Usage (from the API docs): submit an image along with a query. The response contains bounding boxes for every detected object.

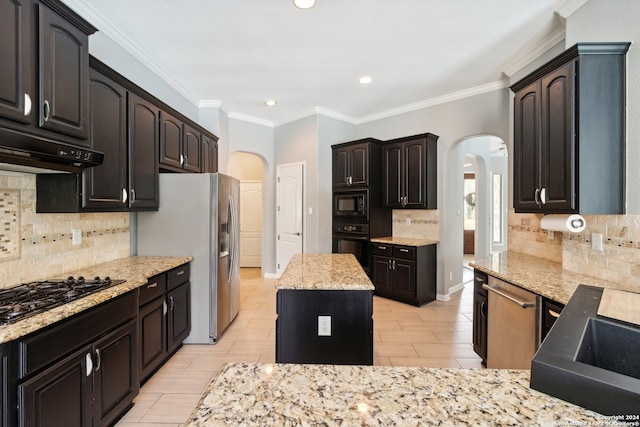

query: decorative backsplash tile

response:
[0,172,130,288]
[0,189,20,261]
[392,209,439,240]
[509,210,640,286]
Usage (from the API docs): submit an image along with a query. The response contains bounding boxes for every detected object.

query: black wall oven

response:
[332,223,370,273]
[333,190,368,220]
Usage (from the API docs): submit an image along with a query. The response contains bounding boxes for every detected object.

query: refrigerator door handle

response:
[228,195,235,283]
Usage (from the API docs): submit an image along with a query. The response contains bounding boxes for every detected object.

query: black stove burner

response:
[0,276,125,325]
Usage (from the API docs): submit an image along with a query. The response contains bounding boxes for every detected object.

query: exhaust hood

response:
[0,127,104,174]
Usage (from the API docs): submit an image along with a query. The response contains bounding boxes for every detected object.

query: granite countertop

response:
[185,362,604,426]
[0,256,192,344]
[276,254,374,291]
[470,251,639,305]
[370,236,439,246]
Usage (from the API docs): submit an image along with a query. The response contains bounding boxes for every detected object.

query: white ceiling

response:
[64,0,584,126]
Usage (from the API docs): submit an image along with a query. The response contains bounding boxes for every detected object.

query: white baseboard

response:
[263,272,278,279]
[436,282,466,301]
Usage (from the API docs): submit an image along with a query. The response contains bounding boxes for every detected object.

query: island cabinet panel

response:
[472,270,488,365]
[511,42,629,214]
[276,290,373,365]
[371,243,436,306]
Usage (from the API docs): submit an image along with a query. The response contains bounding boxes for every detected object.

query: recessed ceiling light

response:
[293,0,315,9]
[358,75,372,85]
[265,99,277,107]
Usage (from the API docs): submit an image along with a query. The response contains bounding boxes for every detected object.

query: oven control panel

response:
[335,223,369,234]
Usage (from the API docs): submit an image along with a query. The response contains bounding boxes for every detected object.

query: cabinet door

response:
[0,343,10,427]
[167,282,191,353]
[128,93,159,210]
[392,258,416,300]
[202,135,218,173]
[541,61,575,212]
[38,3,89,141]
[332,146,350,188]
[159,110,183,170]
[84,68,128,210]
[18,345,93,427]
[0,0,31,124]
[382,143,403,207]
[404,139,427,208]
[93,320,138,427]
[182,124,202,173]
[371,256,393,295]
[348,143,368,187]
[472,291,487,361]
[513,81,542,212]
[139,297,167,382]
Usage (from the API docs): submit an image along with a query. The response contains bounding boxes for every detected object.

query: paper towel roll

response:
[540,214,586,233]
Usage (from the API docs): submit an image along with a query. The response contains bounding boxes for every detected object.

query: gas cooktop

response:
[0,276,125,325]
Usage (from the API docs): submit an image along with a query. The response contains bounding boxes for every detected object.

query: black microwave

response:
[333,190,367,218]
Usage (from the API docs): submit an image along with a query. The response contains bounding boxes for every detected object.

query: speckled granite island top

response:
[470,251,639,305]
[370,236,439,246]
[185,362,604,426]
[0,256,192,344]
[276,254,374,291]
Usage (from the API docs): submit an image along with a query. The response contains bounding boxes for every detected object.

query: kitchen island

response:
[276,253,374,365]
[185,362,604,426]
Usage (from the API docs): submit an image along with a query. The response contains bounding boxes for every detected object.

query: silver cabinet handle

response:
[183,155,188,167]
[169,296,174,311]
[163,300,168,315]
[180,154,184,166]
[540,187,546,205]
[388,259,392,269]
[24,93,32,116]
[94,348,101,371]
[534,188,541,206]
[399,248,409,253]
[480,301,487,319]
[176,270,185,276]
[130,188,136,204]
[392,260,396,270]
[122,188,128,204]
[378,246,387,250]
[482,284,535,308]
[147,282,158,289]
[85,353,93,377]
[43,100,50,121]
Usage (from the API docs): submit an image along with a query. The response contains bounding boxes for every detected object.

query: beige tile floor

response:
[116,267,481,426]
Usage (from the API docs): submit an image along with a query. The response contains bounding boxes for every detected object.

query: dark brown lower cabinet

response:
[371,243,436,306]
[138,296,167,383]
[168,283,191,354]
[472,270,489,365]
[17,293,138,427]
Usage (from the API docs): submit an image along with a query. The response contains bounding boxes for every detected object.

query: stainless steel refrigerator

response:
[137,173,240,344]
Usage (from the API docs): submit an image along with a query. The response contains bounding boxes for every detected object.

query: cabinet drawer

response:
[393,246,415,260]
[139,275,167,306]
[372,244,392,256]
[167,264,190,290]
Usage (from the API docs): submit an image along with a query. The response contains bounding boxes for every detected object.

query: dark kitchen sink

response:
[575,317,640,380]
[530,285,640,416]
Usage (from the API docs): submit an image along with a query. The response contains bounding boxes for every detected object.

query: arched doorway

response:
[228,152,266,271]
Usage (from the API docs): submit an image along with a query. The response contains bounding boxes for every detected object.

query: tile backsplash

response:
[509,210,640,286]
[0,172,130,288]
[392,209,439,240]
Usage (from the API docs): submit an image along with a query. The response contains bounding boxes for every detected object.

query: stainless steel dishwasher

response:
[484,276,540,369]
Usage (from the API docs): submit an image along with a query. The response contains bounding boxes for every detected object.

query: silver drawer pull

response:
[147,282,158,288]
[176,270,185,276]
[548,309,561,318]
[377,246,387,250]
[399,249,409,253]
[482,284,535,308]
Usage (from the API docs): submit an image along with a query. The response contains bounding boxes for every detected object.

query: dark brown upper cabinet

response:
[383,133,438,209]
[332,141,374,188]
[512,42,630,214]
[128,92,159,210]
[160,113,203,173]
[0,0,96,143]
[201,134,218,173]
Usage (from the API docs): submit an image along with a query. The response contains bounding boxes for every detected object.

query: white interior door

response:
[240,181,262,267]
[276,162,304,276]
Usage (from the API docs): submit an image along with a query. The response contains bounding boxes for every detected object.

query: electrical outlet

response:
[405,217,411,225]
[547,230,554,240]
[592,233,604,251]
[72,229,82,246]
[318,316,331,336]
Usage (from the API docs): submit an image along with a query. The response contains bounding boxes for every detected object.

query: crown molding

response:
[227,112,275,128]
[555,0,589,21]
[503,27,566,78]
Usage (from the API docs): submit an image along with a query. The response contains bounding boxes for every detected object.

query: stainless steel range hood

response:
[0,127,104,174]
